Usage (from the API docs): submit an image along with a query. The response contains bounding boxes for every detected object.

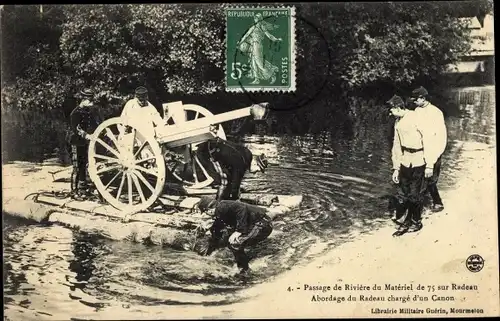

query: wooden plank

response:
[36,194,205,229]
[37,192,302,212]
[34,192,302,228]
[163,184,217,195]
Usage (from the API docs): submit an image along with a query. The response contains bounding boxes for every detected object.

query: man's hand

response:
[200,219,213,231]
[425,167,433,178]
[79,99,93,108]
[228,231,242,245]
[392,169,400,184]
[76,125,89,139]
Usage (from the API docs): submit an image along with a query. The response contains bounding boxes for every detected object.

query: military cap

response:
[135,86,148,96]
[411,86,429,98]
[80,88,93,98]
[386,95,405,108]
[197,196,217,212]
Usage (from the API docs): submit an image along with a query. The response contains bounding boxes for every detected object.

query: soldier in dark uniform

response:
[196,137,268,200]
[196,196,273,276]
[69,89,103,199]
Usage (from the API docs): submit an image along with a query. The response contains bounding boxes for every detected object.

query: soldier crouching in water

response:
[196,196,273,276]
[196,137,269,200]
[69,89,102,200]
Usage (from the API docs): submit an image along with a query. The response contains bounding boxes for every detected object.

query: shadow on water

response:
[3,86,496,314]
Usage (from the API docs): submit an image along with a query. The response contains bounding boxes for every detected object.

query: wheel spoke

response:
[116,173,126,201]
[194,111,199,119]
[127,173,133,205]
[194,154,211,181]
[136,157,156,164]
[192,158,199,183]
[133,170,155,193]
[105,128,120,151]
[96,138,121,159]
[97,164,122,175]
[104,171,122,190]
[93,154,120,163]
[133,165,159,177]
[133,140,148,159]
[131,173,146,204]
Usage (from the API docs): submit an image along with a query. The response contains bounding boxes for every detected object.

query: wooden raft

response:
[34,192,303,230]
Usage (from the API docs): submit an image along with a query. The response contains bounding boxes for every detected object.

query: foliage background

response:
[1,1,493,162]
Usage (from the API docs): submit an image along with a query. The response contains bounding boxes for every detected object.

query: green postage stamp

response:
[225,6,296,92]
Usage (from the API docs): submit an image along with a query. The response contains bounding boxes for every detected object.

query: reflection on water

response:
[3,86,495,318]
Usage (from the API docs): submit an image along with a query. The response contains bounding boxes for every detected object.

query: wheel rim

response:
[163,104,225,189]
[88,117,166,212]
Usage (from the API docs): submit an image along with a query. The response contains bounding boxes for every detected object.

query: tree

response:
[0,2,492,161]
[300,1,480,93]
[59,4,225,102]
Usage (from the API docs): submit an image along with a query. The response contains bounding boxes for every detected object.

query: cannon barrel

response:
[156,103,268,147]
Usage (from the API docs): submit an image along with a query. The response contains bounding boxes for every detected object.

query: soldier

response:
[69,88,102,199]
[388,94,427,237]
[387,95,407,224]
[411,86,447,212]
[196,137,268,200]
[196,196,273,276]
[121,86,164,139]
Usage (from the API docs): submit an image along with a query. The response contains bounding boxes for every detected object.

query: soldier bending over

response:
[197,196,273,276]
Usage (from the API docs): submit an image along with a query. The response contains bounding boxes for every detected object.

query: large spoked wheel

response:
[88,117,166,212]
[163,104,226,189]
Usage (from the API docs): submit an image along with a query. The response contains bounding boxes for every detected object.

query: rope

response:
[24,187,102,204]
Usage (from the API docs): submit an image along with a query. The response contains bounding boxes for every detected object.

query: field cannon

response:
[87,101,269,213]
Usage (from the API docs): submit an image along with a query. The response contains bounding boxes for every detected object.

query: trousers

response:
[397,164,426,226]
[213,162,245,200]
[427,156,443,206]
[72,144,89,190]
[228,220,273,270]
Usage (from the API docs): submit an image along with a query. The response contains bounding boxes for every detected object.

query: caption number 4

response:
[230,62,250,80]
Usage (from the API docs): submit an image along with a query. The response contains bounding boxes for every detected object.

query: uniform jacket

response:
[210,201,270,240]
[391,110,425,170]
[415,102,447,169]
[69,101,103,146]
[197,138,253,173]
[120,98,164,138]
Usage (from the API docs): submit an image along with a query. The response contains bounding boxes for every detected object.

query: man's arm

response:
[70,109,80,136]
[205,218,224,255]
[391,123,402,170]
[120,100,134,127]
[418,112,439,169]
[148,103,165,128]
[435,109,447,157]
[234,204,250,234]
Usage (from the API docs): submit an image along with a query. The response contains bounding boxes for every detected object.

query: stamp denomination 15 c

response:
[225,7,296,92]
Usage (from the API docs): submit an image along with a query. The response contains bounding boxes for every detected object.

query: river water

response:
[3,86,495,319]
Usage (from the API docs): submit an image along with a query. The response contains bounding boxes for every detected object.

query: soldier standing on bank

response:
[388,94,427,236]
[411,86,448,212]
[69,88,102,200]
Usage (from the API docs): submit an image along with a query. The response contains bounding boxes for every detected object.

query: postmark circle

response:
[466,254,484,273]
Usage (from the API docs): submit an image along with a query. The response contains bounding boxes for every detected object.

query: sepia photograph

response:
[1,2,498,319]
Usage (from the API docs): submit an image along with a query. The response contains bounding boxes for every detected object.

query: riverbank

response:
[4,137,497,320]
[221,140,498,318]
